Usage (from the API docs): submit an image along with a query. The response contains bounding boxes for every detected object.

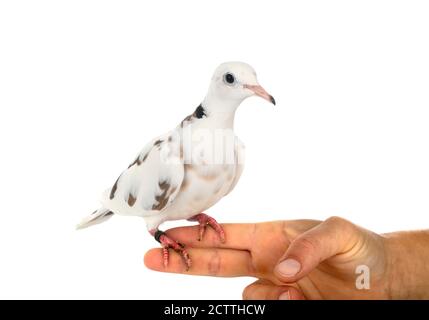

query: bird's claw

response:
[158,233,192,270]
[188,213,226,243]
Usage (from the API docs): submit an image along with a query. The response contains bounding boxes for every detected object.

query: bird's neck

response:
[201,94,241,129]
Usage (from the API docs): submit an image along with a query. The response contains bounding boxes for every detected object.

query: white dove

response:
[77,62,275,269]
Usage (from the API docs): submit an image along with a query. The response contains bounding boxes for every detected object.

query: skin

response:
[144,216,429,299]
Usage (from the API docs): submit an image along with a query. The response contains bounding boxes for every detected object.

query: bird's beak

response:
[244,84,276,105]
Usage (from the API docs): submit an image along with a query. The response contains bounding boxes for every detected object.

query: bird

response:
[77,61,275,269]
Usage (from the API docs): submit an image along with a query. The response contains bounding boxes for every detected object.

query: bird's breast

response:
[163,163,236,220]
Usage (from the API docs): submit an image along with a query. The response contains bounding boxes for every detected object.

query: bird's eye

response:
[223,73,235,85]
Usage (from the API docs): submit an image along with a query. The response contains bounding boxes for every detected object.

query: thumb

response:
[274,216,358,283]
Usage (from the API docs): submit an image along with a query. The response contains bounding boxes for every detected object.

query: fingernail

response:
[276,259,301,277]
[278,291,290,300]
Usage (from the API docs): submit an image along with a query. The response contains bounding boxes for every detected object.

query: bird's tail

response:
[76,208,114,230]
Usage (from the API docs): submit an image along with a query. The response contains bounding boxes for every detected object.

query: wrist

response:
[383,230,429,299]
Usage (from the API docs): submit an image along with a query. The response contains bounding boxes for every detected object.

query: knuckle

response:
[242,284,256,300]
[297,235,320,253]
[325,216,356,235]
[326,216,348,227]
[207,250,221,276]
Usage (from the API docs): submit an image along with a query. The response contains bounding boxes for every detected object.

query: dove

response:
[77,62,275,269]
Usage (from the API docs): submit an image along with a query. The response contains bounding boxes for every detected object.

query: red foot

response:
[151,230,191,270]
[187,213,225,243]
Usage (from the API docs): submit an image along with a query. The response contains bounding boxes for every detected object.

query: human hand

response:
[144,217,428,299]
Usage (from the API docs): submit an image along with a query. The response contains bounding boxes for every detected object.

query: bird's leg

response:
[187,213,225,243]
[149,229,192,270]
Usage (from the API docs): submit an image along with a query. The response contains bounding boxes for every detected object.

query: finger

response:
[144,247,255,277]
[242,279,306,300]
[274,216,358,283]
[165,223,257,250]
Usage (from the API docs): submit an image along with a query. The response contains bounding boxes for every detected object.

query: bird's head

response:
[204,62,275,113]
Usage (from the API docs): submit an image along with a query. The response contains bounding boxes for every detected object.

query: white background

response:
[0,1,428,299]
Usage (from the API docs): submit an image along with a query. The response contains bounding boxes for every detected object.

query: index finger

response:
[165,223,257,250]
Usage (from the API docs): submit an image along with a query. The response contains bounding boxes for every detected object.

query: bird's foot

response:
[153,230,192,270]
[187,213,225,243]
